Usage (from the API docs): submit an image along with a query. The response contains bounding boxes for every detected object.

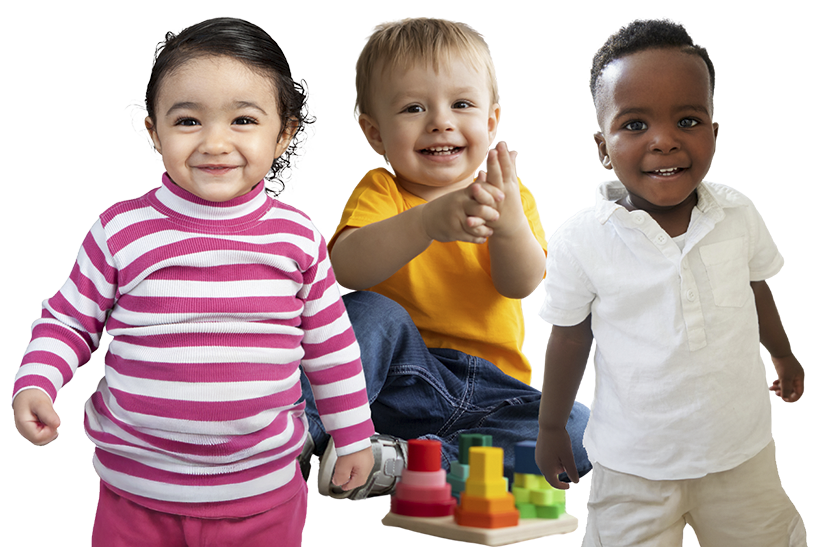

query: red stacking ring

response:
[407,439,442,472]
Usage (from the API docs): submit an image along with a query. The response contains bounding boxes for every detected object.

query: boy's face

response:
[594,48,718,213]
[359,58,500,200]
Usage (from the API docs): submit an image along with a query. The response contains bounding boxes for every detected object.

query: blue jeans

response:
[300,291,591,481]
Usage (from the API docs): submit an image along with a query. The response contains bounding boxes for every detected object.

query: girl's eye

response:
[403,105,424,114]
[453,100,472,109]
[678,118,699,128]
[233,116,258,125]
[624,120,647,131]
[174,117,199,127]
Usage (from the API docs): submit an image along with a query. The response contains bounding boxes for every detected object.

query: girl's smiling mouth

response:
[196,164,237,174]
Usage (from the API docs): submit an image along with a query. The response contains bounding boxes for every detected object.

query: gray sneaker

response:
[318,434,408,500]
[297,435,314,481]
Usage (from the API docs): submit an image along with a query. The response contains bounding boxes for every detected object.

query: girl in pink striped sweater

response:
[12,17,374,546]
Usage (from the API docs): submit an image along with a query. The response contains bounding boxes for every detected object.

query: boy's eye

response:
[403,105,424,114]
[678,118,699,128]
[624,120,647,131]
[452,100,472,109]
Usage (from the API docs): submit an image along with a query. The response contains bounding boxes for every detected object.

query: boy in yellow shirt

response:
[301,18,590,498]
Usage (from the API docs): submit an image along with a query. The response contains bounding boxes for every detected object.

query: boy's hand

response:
[770,354,804,402]
[332,446,375,492]
[535,426,579,490]
[13,389,61,445]
[421,186,500,244]
[478,141,530,237]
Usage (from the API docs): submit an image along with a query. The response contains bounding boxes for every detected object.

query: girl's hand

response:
[535,426,579,490]
[332,446,375,491]
[770,354,804,402]
[13,389,61,445]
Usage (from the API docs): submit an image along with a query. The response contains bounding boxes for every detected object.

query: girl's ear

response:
[358,114,386,156]
[275,118,299,158]
[594,132,612,170]
[145,116,162,154]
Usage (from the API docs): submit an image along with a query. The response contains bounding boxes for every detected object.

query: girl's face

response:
[146,56,292,202]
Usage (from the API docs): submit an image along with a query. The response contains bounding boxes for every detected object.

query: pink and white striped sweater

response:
[13,174,374,518]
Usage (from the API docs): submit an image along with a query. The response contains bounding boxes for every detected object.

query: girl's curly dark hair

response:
[145,17,314,196]
[590,19,714,103]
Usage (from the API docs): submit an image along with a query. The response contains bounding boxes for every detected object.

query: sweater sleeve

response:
[299,231,374,456]
[13,219,117,403]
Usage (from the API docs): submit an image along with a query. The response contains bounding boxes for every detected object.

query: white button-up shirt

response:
[541,181,783,480]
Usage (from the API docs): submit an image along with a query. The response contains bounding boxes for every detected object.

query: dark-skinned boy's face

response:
[593,48,719,214]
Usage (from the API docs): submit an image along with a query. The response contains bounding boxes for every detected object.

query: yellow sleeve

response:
[329,168,410,251]
[519,180,548,252]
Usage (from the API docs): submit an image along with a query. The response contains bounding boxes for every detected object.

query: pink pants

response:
[92,482,308,547]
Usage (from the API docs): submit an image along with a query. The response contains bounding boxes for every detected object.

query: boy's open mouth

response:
[420,146,461,156]
[647,167,685,177]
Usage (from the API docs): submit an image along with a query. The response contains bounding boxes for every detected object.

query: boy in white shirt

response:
[536,19,806,546]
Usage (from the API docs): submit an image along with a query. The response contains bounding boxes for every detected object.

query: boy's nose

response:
[649,128,680,154]
[426,107,455,133]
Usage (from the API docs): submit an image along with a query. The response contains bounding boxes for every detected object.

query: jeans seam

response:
[435,354,479,437]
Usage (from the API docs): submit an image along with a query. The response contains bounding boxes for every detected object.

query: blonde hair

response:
[355,18,499,116]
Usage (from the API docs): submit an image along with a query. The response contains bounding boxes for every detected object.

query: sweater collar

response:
[150,173,270,226]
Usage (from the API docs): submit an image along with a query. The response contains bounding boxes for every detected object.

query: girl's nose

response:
[200,125,232,155]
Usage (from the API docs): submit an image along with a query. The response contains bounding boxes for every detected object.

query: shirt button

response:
[655,234,667,245]
[633,214,644,224]
[686,290,696,301]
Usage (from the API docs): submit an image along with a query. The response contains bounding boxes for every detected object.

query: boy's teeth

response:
[423,146,457,155]
[653,167,680,176]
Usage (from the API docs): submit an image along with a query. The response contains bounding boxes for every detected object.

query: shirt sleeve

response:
[539,221,597,327]
[328,169,408,252]
[299,229,374,456]
[13,219,117,403]
[519,181,548,253]
[744,200,784,282]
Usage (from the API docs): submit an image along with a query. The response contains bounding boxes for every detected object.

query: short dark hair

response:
[145,17,314,194]
[590,19,714,102]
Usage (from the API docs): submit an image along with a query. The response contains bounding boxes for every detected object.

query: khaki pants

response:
[583,441,806,547]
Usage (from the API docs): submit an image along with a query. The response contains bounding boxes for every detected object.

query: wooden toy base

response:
[382,512,578,545]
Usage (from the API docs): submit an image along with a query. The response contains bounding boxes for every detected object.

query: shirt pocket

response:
[699,237,750,308]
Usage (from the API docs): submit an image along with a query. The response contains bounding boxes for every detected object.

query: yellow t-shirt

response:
[330,168,547,384]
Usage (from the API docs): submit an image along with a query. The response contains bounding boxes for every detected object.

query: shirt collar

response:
[594,180,742,225]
